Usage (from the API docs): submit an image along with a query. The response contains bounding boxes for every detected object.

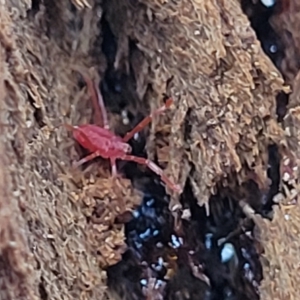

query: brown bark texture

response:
[103,0,288,208]
[0,0,298,299]
[258,0,300,298]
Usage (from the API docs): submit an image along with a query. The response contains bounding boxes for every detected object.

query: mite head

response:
[121,142,132,154]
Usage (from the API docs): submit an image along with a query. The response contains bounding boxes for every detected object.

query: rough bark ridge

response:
[0,0,141,299]
[257,0,300,298]
[0,0,296,299]
[104,0,287,208]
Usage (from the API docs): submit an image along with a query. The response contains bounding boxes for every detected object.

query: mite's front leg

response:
[121,155,182,193]
[73,151,101,168]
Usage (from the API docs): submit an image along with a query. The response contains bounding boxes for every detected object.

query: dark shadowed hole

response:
[276,92,289,122]
[27,93,46,128]
[27,0,40,17]
[241,0,289,121]
[38,277,48,300]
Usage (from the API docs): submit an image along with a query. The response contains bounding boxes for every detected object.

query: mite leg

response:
[63,123,75,132]
[110,158,118,177]
[73,151,101,168]
[92,79,109,130]
[74,69,109,129]
[122,98,174,143]
[121,155,182,193]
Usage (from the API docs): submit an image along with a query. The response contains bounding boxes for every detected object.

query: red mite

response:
[65,71,182,193]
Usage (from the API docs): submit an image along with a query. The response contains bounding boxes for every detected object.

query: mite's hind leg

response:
[110,158,118,177]
[72,68,109,129]
[92,79,109,129]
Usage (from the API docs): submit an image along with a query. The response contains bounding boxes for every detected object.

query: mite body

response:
[66,70,182,193]
[72,124,131,158]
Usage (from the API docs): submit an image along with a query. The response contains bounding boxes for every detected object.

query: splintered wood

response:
[104,0,287,208]
[258,203,300,300]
